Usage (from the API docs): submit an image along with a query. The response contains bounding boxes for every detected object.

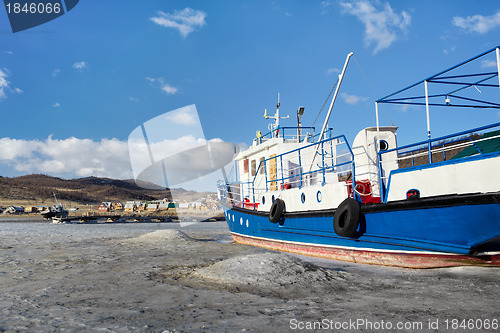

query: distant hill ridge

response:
[0,174,209,204]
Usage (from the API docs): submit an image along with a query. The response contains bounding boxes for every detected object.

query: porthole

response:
[301,193,306,203]
[379,140,389,151]
[246,219,249,227]
[317,191,322,203]
[232,215,234,222]
[240,217,243,225]
[262,196,266,205]
[227,213,231,220]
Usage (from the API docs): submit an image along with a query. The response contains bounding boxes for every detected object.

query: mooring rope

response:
[305,77,339,140]
[353,55,395,127]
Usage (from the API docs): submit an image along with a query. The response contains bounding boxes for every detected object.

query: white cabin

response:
[227,125,400,213]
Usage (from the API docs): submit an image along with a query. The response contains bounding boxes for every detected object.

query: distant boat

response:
[218,48,500,268]
[41,193,68,220]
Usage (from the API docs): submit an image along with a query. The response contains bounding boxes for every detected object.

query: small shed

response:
[146,202,159,211]
[25,206,39,213]
[158,201,170,210]
[178,202,189,209]
[98,202,112,212]
[114,201,124,210]
[136,202,146,211]
[124,201,139,212]
[4,206,24,214]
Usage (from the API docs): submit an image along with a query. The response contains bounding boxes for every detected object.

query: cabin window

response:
[380,140,389,151]
[251,160,256,176]
[259,157,265,174]
[243,159,249,173]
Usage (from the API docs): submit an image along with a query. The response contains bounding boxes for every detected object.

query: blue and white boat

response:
[218,48,500,268]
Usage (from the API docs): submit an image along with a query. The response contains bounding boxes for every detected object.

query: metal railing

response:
[377,122,500,201]
[257,126,316,142]
[218,133,356,210]
[254,126,337,144]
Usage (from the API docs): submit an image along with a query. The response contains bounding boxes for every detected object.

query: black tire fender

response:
[269,199,285,223]
[333,198,361,237]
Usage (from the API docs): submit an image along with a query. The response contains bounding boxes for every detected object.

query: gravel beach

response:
[1,221,499,332]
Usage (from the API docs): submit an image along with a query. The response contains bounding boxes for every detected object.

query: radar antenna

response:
[263,93,289,137]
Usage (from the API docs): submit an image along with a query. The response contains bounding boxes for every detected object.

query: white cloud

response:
[52,102,61,108]
[0,136,133,179]
[397,99,419,113]
[0,134,235,191]
[128,97,139,102]
[128,134,205,180]
[453,12,500,34]
[129,135,235,189]
[161,83,178,95]
[340,92,368,105]
[326,67,341,75]
[320,0,334,15]
[0,138,33,159]
[481,59,498,68]
[72,61,88,70]
[0,68,21,99]
[146,77,179,95]
[150,8,207,38]
[340,0,411,54]
[52,69,61,77]
[443,46,456,55]
[164,108,197,125]
[0,69,10,99]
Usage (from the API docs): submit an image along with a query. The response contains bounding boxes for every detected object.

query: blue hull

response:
[223,193,500,258]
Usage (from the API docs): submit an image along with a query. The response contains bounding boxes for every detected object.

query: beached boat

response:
[41,193,68,220]
[217,47,500,268]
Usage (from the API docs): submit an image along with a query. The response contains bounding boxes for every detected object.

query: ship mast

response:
[318,52,353,141]
[309,52,353,171]
[264,93,289,137]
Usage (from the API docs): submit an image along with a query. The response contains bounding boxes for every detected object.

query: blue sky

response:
[0,0,500,190]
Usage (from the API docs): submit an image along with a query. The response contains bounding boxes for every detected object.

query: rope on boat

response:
[306,55,395,142]
[305,77,339,140]
[352,55,395,127]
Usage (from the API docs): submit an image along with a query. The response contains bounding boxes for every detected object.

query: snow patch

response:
[193,252,346,289]
[124,230,189,243]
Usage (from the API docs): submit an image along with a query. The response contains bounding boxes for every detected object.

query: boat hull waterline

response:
[222,194,500,268]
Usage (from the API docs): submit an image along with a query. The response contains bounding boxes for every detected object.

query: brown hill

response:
[0,174,213,206]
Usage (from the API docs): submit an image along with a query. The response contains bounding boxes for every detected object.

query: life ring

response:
[333,198,361,237]
[269,198,285,223]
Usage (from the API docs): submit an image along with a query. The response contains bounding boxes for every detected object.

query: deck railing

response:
[256,126,316,142]
[377,122,500,200]
[254,126,337,144]
[218,133,356,209]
